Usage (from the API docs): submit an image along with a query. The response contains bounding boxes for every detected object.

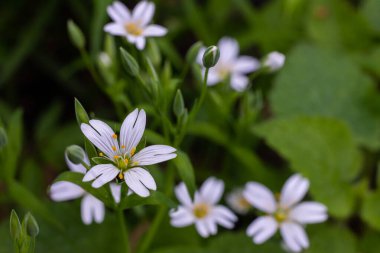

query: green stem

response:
[117,210,131,253]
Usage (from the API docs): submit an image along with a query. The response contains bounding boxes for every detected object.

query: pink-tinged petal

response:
[280,222,309,252]
[132,145,176,166]
[81,194,105,225]
[280,174,309,208]
[289,201,328,224]
[83,164,119,182]
[120,109,146,155]
[174,182,193,207]
[243,182,276,213]
[132,1,155,26]
[233,56,260,74]
[143,25,167,37]
[195,220,209,238]
[110,183,122,204]
[50,181,85,201]
[124,167,156,197]
[170,207,194,227]
[104,23,127,36]
[246,216,278,244]
[199,177,224,204]
[230,74,249,92]
[218,37,239,64]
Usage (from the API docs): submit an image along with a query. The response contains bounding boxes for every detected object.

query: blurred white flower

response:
[99,52,112,67]
[226,188,251,215]
[243,174,328,252]
[50,148,121,225]
[104,1,167,50]
[170,177,238,238]
[81,108,176,197]
[197,37,260,92]
[262,51,285,72]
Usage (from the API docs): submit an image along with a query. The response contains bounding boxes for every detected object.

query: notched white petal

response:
[132,145,176,166]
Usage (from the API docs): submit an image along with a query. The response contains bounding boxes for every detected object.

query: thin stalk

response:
[117,209,131,253]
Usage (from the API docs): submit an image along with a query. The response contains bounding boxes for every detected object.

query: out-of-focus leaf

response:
[74,98,90,126]
[53,171,114,208]
[254,116,362,218]
[10,210,21,240]
[120,191,176,209]
[359,231,380,253]
[35,103,62,142]
[172,151,196,194]
[270,44,380,150]
[67,20,85,49]
[361,191,380,231]
[360,0,380,33]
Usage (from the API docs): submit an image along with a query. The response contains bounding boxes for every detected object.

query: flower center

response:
[274,207,288,223]
[238,197,251,209]
[124,22,143,36]
[193,203,209,219]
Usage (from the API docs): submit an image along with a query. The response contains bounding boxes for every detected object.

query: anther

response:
[112,146,117,151]
[130,147,136,156]
[112,134,117,139]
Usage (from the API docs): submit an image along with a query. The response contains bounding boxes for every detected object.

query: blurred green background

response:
[1,0,380,252]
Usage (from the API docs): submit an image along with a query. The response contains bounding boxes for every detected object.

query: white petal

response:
[64,151,88,174]
[143,25,167,37]
[230,74,249,92]
[280,174,309,208]
[124,167,156,197]
[50,181,85,201]
[136,37,146,50]
[280,222,309,252]
[199,177,224,204]
[233,56,260,73]
[104,23,127,36]
[107,1,131,23]
[81,194,105,225]
[243,182,276,213]
[203,217,217,236]
[92,169,119,188]
[195,220,209,238]
[120,109,146,155]
[132,1,155,26]
[205,69,222,86]
[226,188,250,215]
[289,201,328,224]
[212,206,237,229]
[174,182,193,207]
[110,183,122,204]
[89,119,120,154]
[218,37,239,64]
[132,145,176,166]
[263,51,285,72]
[196,47,206,65]
[246,216,278,244]
[170,207,195,227]
[83,164,119,185]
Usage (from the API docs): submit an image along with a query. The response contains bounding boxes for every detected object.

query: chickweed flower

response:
[262,51,285,72]
[104,1,168,50]
[226,188,251,215]
[170,178,237,238]
[50,147,121,225]
[81,109,176,197]
[197,37,260,91]
[243,174,328,252]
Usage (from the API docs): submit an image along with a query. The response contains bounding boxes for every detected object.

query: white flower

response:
[170,177,238,237]
[197,37,260,92]
[243,174,328,252]
[226,188,251,215]
[50,148,121,225]
[262,51,285,72]
[81,108,176,197]
[104,1,167,50]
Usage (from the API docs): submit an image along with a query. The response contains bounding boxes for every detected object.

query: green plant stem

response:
[117,209,131,253]
[79,48,103,90]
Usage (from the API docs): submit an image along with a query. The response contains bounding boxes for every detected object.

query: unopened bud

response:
[66,145,85,164]
[202,46,220,68]
[10,210,21,240]
[24,213,39,237]
[173,90,185,117]
[263,51,285,72]
[120,47,139,76]
[67,20,85,49]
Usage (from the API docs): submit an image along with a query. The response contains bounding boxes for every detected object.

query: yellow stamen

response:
[118,172,124,180]
[132,162,139,166]
[114,155,120,159]
[124,158,129,166]
[121,145,126,149]
[124,22,143,36]
[112,146,117,151]
[238,197,251,209]
[193,203,209,219]
[274,208,288,223]
[99,152,104,157]
[112,134,117,139]
[130,147,136,156]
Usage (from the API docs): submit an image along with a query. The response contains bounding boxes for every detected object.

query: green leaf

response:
[67,20,85,49]
[92,157,110,164]
[360,0,380,33]
[0,127,7,149]
[84,137,98,162]
[10,210,21,240]
[185,41,203,64]
[172,151,196,194]
[145,56,159,83]
[361,191,380,231]
[74,98,90,126]
[120,47,139,77]
[270,44,380,150]
[359,230,380,253]
[54,171,114,208]
[120,191,176,209]
[254,116,362,218]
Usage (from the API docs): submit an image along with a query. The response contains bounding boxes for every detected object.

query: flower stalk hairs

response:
[81,108,177,197]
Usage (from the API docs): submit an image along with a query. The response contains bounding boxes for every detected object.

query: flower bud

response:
[66,145,86,165]
[24,213,39,237]
[74,98,90,126]
[263,51,285,72]
[202,46,220,68]
[67,20,85,49]
[173,90,185,117]
[10,210,21,240]
[120,47,139,76]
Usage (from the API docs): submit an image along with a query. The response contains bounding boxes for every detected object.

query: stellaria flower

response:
[170,177,238,237]
[50,147,121,225]
[197,37,260,92]
[226,188,251,215]
[104,1,167,50]
[81,109,176,197]
[262,51,285,72]
[243,174,328,252]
